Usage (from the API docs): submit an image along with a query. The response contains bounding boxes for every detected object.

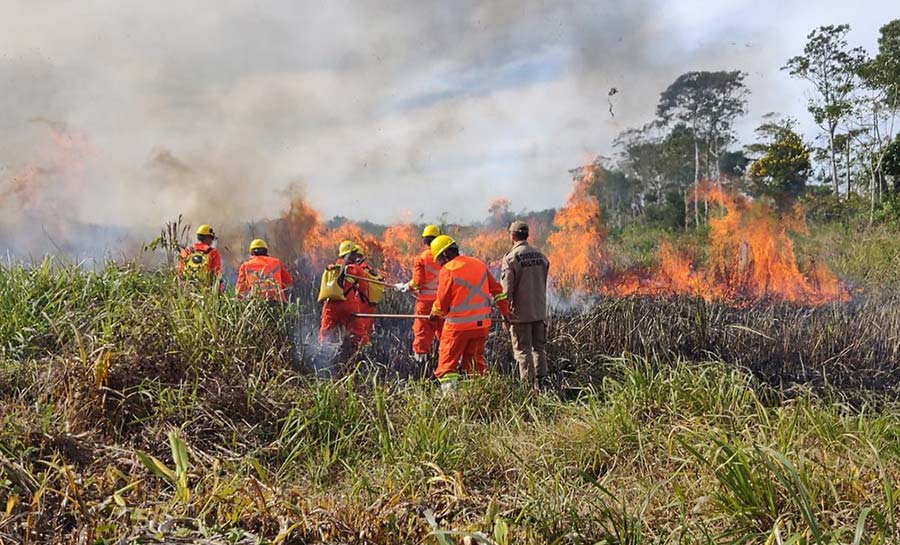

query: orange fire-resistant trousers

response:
[319,299,371,347]
[435,327,488,379]
[412,299,442,355]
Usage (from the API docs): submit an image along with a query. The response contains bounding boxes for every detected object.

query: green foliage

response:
[882,134,900,177]
[0,261,297,368]
[3,245,900,542]
[800,189,869,225]
[807,223,900,292]
[615,123,696,229]
[747,118,812,201]
[783,25,867,129]
[135,430,191,504]
[657,71,749,133]
[783,24,868,194]
[0,261,167,360]
[861,19,900,104]
[719,149,750,178]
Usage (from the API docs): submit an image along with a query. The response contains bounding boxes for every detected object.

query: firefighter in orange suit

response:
[351,246,384,344]
[428,235,509,390]
[319,240,373,348]
[235,239,293,302]
[177,224,224,291]
[395,225,444,361]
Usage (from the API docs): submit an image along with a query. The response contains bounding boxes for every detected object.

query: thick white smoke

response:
[0,1,893,258]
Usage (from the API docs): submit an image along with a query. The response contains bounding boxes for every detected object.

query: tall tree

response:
[883,134,900,189]
[746,117,812,205]
[783,24,867,197]
[856,19,900,224]
[657,71,749,226]
[864,19,900,106]
[615,127,664,203]
[616,124,698,228]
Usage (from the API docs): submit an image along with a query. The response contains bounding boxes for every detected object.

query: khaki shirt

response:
[500,241,549,323]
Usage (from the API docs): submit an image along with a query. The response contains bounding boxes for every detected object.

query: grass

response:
[2,258,900,544]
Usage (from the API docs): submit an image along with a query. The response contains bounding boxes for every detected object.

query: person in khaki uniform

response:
[500,220,550,387]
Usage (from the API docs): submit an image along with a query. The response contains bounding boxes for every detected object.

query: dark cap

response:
[508,220,529,234]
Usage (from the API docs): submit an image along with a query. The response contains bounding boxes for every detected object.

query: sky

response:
[1,0,899,246]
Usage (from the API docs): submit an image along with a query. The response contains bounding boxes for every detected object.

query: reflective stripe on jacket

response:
[411,248,441,301]
[431,255,509,331]
[236,255,293,301]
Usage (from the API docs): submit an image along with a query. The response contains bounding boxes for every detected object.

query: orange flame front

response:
[546,163,608,293]
[251,173,847,307]
[603,184,849,305]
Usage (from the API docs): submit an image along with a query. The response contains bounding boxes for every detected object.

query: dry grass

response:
[2,262,900,544]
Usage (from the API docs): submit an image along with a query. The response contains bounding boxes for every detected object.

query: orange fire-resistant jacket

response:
[236,255,293,301]
[410,248,441,302]
[431,255,509,331]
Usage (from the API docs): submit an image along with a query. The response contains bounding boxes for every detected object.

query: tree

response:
[658,124,700,228]
[615,124,697,229]
[600,167,642,229]
[863,19,900,106]
[487,198,514,229]
[746,117,812,204]
[856,19,900,224]
[719,150,750,179]
[657,71,749,226]
[783,24,867,196]
[884,135,900,182]
[615,127,665,203]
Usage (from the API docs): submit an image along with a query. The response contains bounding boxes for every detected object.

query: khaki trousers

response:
[510,321,547,383]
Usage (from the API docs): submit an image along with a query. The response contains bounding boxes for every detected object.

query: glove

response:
[428,313,439,322]
[394,282,410,293]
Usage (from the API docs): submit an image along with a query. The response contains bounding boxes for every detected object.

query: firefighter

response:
[500,221,550,388]
[235,239,293,302]
[318,240,373,348]
[395,225,444,362]
[177,224,224,290]
[351,245,386,344]
[428,235,509,391]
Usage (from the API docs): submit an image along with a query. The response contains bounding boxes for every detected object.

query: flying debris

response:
[607,87,618,117]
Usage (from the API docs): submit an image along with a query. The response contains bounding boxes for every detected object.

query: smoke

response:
[0,1,893,258]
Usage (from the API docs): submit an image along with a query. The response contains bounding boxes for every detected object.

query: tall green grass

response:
[2,264,900,544]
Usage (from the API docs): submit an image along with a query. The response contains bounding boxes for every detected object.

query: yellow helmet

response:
[421,224,441,238]
[196,224,215,237]
[338,240,360,257]
[249,239,268,252]
[430,234,457,260]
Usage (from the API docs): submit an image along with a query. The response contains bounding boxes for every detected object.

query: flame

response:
[604,184,849,305]
[699,185,848,304]
[546,163,608,293]
[267,192,322,258]
[381,223,420,278]
[248,172,847,307]
[0,120,95,244]
[465,228,509,269]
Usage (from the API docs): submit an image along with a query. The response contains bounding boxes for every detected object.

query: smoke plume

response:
[0,1,890,257]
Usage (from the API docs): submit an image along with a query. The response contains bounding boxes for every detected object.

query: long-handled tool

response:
[344,273,398,288]
[352,313,429,319]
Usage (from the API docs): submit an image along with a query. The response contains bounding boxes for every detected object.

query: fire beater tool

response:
[344,273,402,288]
[352,313,429,319]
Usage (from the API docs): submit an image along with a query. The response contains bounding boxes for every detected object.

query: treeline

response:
[580,20,900,230]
